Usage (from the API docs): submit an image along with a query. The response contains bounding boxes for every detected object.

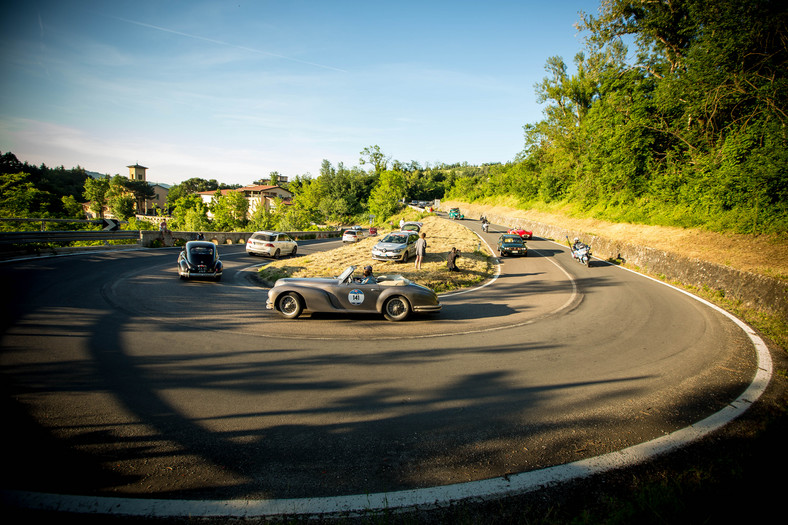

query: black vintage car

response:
[497,234,527,257]
[177,241,223,281]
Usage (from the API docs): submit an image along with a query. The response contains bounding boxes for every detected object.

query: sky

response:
[0,1,596,186]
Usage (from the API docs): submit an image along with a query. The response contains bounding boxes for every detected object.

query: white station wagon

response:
[246,231,298,258]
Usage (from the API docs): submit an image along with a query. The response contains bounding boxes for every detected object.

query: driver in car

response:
[357,265,376,284]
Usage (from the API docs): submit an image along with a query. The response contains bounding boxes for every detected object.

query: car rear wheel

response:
[277,292,303,319]
[273,248,281,259]
[383,296,411,322]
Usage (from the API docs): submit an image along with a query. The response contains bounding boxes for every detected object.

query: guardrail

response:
[0,230,140,245]
[0,217,346,254]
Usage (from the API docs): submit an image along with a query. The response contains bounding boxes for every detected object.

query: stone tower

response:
[127,163,148,182]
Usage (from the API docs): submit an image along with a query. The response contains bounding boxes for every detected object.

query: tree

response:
[171,194,210,231]
[0,172,55,218]
[359,145,390,175]
[211,190,248,231]
[368,170,406,220]
[83,176,110,218]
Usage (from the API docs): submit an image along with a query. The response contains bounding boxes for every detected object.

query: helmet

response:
[574,238,579,243]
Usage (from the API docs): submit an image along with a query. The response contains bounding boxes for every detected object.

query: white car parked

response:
[342,227,367,243]
[246,231,298,258]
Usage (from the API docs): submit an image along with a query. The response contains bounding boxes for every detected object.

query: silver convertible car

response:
[266,266,441,321]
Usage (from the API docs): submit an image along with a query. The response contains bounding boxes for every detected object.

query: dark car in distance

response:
[178,241,223,280]
[497,234,527,257]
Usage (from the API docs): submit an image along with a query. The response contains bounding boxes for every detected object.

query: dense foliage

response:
[446,0,788,234]
[0,152,89,225]
[163,148,457,231]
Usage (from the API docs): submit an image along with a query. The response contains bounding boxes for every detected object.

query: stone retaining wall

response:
[471,209,788,319]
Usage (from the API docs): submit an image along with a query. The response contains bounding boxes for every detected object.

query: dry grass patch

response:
[258,215,494,293]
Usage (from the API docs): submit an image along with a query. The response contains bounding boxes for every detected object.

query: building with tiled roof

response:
[197,184,292,218]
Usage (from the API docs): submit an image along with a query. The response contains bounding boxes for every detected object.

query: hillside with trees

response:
[447,0,787,235]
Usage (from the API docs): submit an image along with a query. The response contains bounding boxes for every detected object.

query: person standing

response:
[414,232,427,269]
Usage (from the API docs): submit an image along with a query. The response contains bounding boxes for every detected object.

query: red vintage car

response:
[507,227,533,240]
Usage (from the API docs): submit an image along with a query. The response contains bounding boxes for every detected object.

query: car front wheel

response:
[383,296,411,322]
[277,292,303,319]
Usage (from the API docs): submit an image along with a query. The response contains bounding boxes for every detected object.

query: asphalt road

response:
[0,221,761,514]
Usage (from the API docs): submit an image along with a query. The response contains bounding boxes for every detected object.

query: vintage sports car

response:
[497,234,527,257]
[448,208,464,220]
[266,266,442,321]
[507,227,533,240]
[246,231,298,258]
[178,241,223,281]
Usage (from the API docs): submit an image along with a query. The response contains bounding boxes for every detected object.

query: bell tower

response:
[127,163,148,181]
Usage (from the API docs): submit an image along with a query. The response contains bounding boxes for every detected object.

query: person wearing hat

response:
[359,265,376,284]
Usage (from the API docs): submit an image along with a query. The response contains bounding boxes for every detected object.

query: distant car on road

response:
[246,231,298,258]
[178,241,223,281]
[507,227,533,240]
[371,231,420,263]
[342,228,367,243]
[266,265,442,321]
[449,208,464,220]
[497,234,527,257]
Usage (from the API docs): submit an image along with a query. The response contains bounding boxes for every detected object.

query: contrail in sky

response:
[110,15,347,73]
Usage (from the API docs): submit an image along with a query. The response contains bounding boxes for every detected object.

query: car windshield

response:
[502,236,523,244]
[382,234,407,244]
[338,266,355,283]
[189,246,215,263]
[252,233,274,241]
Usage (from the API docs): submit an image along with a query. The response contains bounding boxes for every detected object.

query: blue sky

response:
[0,1,595,186]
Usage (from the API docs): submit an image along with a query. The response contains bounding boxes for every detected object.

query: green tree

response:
[211,190,248,231]
[368,170,406,220]
[359,145,389,175]
[0,172,55,218]
[171,194,210,231]
[60,195,84,218]
[83,176,110,218]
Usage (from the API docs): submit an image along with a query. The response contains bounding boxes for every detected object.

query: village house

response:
[197,184,293,218]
